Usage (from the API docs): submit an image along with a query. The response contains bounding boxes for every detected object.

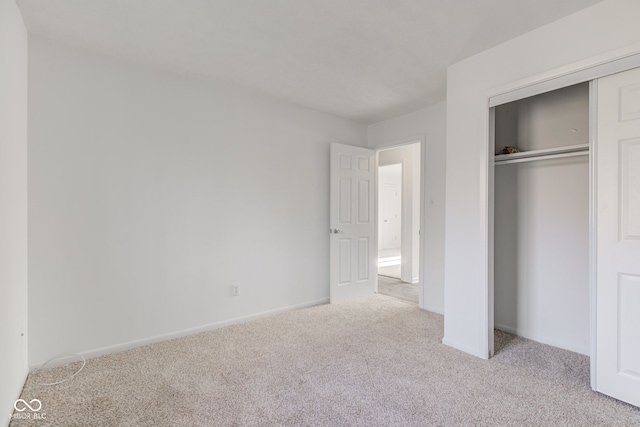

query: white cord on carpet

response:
[32,353,86,386]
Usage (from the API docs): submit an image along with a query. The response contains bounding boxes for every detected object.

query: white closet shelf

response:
[494,143,589,165]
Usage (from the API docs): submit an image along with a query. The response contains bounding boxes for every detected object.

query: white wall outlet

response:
[231,285,240,297]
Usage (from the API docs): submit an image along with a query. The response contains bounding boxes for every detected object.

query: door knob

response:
[333,229,341,234]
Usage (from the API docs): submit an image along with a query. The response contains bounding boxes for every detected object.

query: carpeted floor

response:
[11,295,640,426]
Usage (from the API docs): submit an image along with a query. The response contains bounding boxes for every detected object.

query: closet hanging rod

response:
[494,143,589,165]
[494,149,589,165]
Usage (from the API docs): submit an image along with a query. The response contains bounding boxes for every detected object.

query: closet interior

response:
[492,82,590,355]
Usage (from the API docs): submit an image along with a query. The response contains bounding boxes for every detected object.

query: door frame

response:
[485,44,640,388]
[374,137,425,308]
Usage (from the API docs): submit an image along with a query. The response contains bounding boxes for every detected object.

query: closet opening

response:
[490,82,591,357]
[485,52,640,406]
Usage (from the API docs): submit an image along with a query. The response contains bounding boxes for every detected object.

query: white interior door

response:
[330,143,376,303]
[381,183,401,249]
[596,66,640,407]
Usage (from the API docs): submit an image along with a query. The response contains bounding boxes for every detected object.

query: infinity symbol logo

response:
[14,399,42,412]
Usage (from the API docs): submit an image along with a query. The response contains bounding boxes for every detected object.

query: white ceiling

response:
[17,0,603,123]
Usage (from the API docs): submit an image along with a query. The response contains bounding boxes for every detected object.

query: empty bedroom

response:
[2,0,640,425]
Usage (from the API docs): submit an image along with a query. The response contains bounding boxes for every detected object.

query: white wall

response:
[444,0,640,357]
[495,157,589,354]
[28,36,367,365]
[494,83,590,153]
[0,0,29,423]
[368,102,446,314]
[378,145,419,283]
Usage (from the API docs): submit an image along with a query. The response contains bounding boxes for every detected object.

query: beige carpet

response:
[11,295,640,426]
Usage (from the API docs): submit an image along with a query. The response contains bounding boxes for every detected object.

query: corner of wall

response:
[0,0,29,422]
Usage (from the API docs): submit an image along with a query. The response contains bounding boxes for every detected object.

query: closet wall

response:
[494,83,590,355]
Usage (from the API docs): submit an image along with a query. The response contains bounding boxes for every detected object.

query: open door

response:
[330,143,376,303]
[596,66,640,407]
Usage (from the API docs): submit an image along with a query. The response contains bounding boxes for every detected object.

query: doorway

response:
[376,142,421,304]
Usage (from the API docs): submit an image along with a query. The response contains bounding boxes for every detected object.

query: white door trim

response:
[589,79,599,390]
[488,41,640,107]
[485,45,640,381]
[374,136,425,309]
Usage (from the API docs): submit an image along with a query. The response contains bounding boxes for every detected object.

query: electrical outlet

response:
[231,285,240,297]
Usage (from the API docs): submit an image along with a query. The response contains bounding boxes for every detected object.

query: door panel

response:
[621,139,640,239]
[358,237,370,281]
[330,143,375,303]
[596,66,640,407]
[618,274,640,376]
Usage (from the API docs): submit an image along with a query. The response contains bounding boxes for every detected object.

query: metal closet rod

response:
[494,144,589,166]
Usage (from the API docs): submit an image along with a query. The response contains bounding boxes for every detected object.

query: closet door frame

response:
[486,45,640,389]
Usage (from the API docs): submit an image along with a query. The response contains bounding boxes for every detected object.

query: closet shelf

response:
[494,144,589,165]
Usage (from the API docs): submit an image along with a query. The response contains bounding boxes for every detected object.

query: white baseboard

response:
[442,337,481,357]
[421,304,444,315]
[494,323,589,356]
[29,298,329,370]
[4,368,30,426]
[399,275,419,284]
